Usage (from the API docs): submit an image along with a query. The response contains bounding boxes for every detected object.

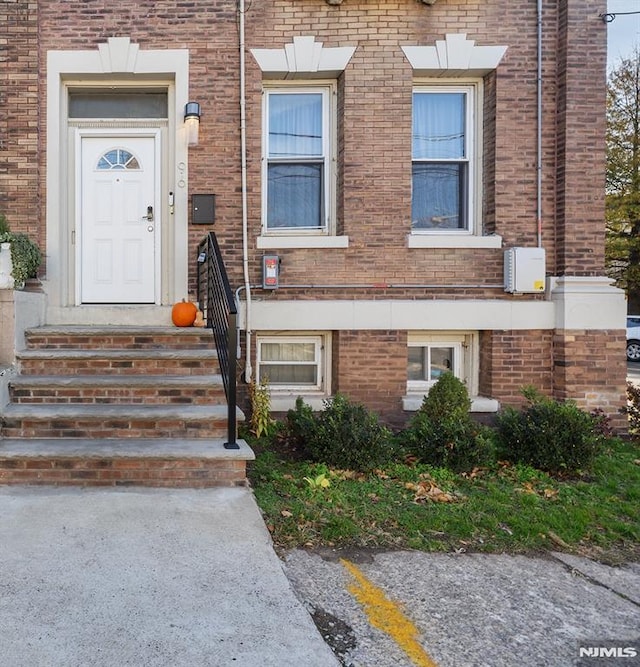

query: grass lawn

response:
[248,438,640,564]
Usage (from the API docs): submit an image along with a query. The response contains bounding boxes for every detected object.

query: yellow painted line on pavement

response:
[341,559,438,667]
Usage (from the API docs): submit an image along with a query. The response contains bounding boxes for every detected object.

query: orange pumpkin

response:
[172,299,197,327]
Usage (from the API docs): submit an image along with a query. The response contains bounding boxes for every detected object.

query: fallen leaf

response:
[515,481,537,495]
[547,530,571,549]
[408,480,458,503]
[332,469,365,481]
[634,459,640,466]
[281,510,293,518]
[542,488,559,500]
[499,523,513,535]
[461,467,487,479]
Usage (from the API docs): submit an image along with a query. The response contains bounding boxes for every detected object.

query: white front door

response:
[79,134,159,303]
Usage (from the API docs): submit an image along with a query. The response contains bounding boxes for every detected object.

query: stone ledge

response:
[0,437,254,460]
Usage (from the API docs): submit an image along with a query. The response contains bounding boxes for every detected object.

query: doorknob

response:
[143,205,154,222]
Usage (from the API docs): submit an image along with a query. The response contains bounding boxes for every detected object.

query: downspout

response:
[239,0,253,381]
[536,0,543,247]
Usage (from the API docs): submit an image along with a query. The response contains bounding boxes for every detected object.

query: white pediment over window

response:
[402,33,507,77]
[251,36,356,79]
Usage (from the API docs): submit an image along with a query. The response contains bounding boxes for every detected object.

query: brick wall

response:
[10,0,622,426]
[0,1,40,245]
[333,330,407,426]
[479,330,554,406]
[555,0,607,275]
[30,0,608,292]
[553,330,627,429]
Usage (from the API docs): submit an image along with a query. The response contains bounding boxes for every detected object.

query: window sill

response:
[257,235,349,249]
[269,394,329,412]
[402,395,500,413]
[407,234,502,249]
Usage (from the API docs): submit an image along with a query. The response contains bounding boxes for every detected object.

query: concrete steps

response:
[0,326,251,487]
[9,374,224,404]
[16,349,217,375]
[0,438,253,487]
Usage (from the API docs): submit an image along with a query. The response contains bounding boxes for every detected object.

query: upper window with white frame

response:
[411,85,477,233]
[263,86,333,234]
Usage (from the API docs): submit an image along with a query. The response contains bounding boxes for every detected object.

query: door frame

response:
[46,39,190,321]
[75,128,163,305]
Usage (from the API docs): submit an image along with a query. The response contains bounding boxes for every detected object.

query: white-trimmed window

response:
[411,85,477,233]
[262,86,333,234]
[407,332,474,394]
[404,332,498,413]
[408,340,463,393]
[257,335,325,392]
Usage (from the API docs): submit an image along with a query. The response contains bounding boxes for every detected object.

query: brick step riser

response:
[26,334,213,351]
[10,388,225,405]
[2,420,227,439]
[19,360,217,376]
[0,458,246,488]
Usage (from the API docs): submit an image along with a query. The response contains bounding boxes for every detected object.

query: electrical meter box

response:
[262,255,280,289]
[504,247,546,294]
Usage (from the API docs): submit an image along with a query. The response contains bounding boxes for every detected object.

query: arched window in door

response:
[96,148,141,170]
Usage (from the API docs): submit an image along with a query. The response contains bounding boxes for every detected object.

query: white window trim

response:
[403,331,498,412]
[407,233,502,249]
[257,235,348,249]
[401,34,508,78]
[261,83,337,237]
[407,341,463,393]
[251,35,356,79]
[411,82,482,237]
[256,334,331,408]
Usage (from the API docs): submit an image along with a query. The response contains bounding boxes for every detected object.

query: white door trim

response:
[75,128,162,305]
[46,38,190,322]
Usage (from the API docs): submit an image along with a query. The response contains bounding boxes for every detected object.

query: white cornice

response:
[402,33,507,77]
[251,36,356,79]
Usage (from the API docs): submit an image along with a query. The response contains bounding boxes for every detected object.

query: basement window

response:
[256,334,330,411]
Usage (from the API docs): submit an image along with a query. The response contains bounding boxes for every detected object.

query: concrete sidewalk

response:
[0,487,339,667]
[284,549,640,667]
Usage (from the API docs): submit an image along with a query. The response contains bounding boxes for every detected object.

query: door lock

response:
[143,205,154,222]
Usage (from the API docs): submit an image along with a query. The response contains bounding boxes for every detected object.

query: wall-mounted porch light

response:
[184,102,201,146]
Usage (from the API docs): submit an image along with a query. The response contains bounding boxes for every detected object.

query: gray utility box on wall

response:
[192,194,215,225]
[504,247,546,294]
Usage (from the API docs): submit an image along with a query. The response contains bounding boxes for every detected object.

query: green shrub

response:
[621,382,640,438]
[495,389,602,474]
[419,371,471,422]
[0,215,42,285]
[9,233,42,284]
[282,396,317,452]
[0,213,10,238]
[283,394,396,471]
[247,376,275,439]
[400,373,495,472]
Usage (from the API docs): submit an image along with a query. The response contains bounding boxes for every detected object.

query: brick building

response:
[0,0,627,433]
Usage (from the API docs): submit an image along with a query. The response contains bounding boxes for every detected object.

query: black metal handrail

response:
[197,232,239,449]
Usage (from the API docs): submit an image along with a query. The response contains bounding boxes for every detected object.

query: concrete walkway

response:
[0,487,339,667]
[3,485,639,667]
[284,549,640,667]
